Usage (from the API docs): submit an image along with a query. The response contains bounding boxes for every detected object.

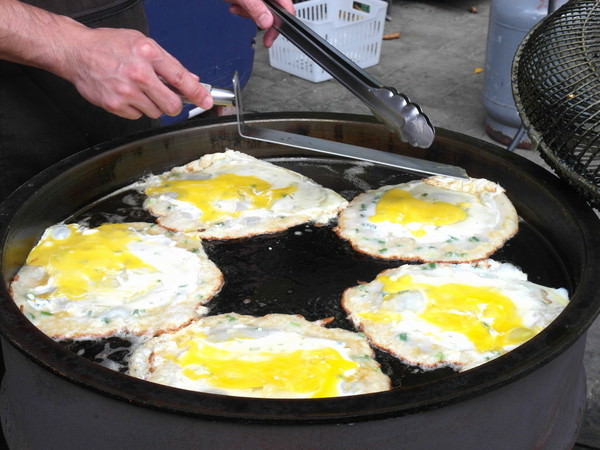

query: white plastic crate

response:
[268,0,387,82]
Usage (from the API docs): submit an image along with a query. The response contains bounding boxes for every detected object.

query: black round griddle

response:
[0,113,598,449]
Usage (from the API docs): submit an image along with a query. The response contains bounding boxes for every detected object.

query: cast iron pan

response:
[1,112,599,422]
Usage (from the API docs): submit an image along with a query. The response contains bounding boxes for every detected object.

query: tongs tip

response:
[371,87,435,148]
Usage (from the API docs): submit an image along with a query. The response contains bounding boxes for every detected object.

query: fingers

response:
[226,0,296,47]
[133,39,212,117]
[115,105,146,121]
[226,0,295,27]
[99,34,212,119]
[146,67,213,116]
[263,28,280,49]
[225,0,273,28]
[261,0,296,48]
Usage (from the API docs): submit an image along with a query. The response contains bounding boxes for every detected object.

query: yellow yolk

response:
[364,274,536,352]
[174,338,358,397]
[26,223,154,299]
[145,174,297,224]
[369,189,468,236]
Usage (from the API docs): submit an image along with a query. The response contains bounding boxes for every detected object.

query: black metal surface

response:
[0,113,599,426]
[513,0,600,208]
[0,333,587,449]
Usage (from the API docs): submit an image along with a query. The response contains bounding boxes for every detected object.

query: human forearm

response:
[0,0,85,78]
[0,0,297,121]
[0,0,212,119]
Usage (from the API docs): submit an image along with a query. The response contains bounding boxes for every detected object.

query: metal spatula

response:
[233,73,468,178]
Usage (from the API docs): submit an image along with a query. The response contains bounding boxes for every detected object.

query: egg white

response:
[335,176,519,262]
[341,260,568,371]
[10,222,223,339]
[128,313,391,398]
[138,150,349,238]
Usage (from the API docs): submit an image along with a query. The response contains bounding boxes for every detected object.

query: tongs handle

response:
[162,78,235,107]
[265,0,380,88]
[264,0,435,148]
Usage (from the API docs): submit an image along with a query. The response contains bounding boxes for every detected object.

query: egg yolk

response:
[174,338,358,397]
[369,189,467,236]
[145,173,297,224]
[362,274,536,352]
[27,223,154,299]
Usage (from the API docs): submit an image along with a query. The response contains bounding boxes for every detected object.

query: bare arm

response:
[0,0,212,119]
[0,0,295,120]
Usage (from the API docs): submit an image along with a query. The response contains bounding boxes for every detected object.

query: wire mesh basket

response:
[513,0,600,208]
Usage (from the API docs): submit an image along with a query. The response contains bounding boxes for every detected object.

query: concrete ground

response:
[241,0,600,447]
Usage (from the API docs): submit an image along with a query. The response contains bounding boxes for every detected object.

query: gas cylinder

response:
[482,0,567,148]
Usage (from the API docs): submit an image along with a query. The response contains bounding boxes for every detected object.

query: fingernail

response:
[200,96,214,110]
[258,12,271,29]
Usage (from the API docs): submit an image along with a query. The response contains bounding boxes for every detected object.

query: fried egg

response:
[335,176,518,262]
[10,222,223,339]
[341,260,568,371]
[128,313,391,398]
[138,150,348,238]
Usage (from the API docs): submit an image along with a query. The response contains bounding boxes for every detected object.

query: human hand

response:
[62,27,213,120]
[0,0,211,120]
[225,0,295,48]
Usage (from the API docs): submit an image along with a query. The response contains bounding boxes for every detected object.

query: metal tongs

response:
[263,0,435,149]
